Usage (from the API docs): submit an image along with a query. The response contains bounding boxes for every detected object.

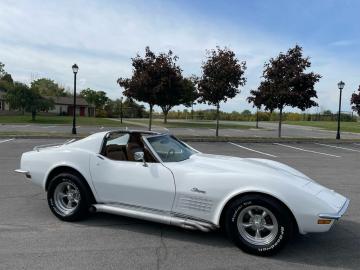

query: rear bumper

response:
[319,198,350,220]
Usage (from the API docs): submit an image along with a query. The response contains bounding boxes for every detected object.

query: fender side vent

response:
[176,195,213,212]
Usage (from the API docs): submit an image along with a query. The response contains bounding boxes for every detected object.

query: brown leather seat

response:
[126,143,143,161]
[126,133,144,161]
[105,145,127,161]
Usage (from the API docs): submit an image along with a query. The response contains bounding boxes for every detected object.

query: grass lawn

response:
[284,121,360,133]
[0,115,132,126]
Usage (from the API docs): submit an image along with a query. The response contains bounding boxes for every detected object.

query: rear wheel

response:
[224,194,293,256]
[47,173,90,221]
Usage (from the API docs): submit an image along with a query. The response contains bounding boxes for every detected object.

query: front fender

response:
[213,180,339,234]
[213,187,298,226]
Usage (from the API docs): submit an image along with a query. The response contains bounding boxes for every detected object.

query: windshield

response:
[146,135,196,162]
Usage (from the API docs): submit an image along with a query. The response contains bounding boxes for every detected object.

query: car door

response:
[89,132,175,212]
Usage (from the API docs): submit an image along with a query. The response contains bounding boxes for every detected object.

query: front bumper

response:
[14,169,31,179]
[319,198,350,220]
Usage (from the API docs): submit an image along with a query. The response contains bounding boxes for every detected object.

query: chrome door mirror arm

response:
[134,151,148,167]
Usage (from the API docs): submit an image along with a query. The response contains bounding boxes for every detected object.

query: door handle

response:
[96,155,104,166]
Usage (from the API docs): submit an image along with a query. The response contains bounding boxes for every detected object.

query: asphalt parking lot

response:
[0,138,359,269]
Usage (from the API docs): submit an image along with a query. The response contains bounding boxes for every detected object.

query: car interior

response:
[101,132,156,162]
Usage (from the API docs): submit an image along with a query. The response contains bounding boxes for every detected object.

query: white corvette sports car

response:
[16,130,349,255]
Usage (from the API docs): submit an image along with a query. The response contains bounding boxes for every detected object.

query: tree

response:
[93,91,108,109]
[247,89,264,128]
[5,82,54,120]
[1,73,13,84]
[151,56,198,124]
[154,64,198,123]
[0,62,5,78]
[181,77,198,119]
[80,88,98,107]
[104,98,146,118]
[247,45,321,137]
[323,109,332,115]
[80,88,109,116]
[0,62,14,92]
[123,98,145,118]
[31,78,68,97]
[181,77,198,106]
[27,87,54,120]
[198,47,247,136]
[351,86,360,116]
[104,99,116,118]
[151,50,184,123]
[5,82,29,113]
[0,77,13,92]
[241,109,251,116]
[158,75,198,123]
[118,47,164,130]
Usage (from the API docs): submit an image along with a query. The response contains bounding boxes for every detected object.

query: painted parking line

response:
[274,143,341,158]
[208,129,215,132]
[229,142,277,158]
[41,125,56,128]
[0,138,14,144]
[229,129,243,132]
[315,143,360,153]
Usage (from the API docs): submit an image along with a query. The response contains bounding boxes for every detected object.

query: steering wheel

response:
[165,148,175,161]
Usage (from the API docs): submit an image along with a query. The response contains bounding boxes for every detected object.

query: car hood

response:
[173,153,312,184]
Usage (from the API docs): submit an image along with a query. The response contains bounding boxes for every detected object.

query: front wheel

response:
[47,173,90,221]
[224,194,293,256]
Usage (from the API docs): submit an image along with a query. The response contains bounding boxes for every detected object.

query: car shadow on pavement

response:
[77,213,360,269]
[274,219,360,269]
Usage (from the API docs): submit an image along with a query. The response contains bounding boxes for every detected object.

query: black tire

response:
[224,194,293,256]
[47,172,91,221]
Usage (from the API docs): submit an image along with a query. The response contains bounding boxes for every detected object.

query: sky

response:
[0,0,359,113]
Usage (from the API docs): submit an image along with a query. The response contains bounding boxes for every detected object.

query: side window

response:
[107,133,129,146]
[103,133,129,161]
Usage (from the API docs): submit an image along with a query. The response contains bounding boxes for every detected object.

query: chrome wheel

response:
[53,181,81,216]
[237,205,278,246]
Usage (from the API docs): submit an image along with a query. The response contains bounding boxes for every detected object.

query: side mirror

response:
[134,151,148,167]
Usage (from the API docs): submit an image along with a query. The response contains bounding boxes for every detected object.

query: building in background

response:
[46,96,95,117]
[0,91,95,117]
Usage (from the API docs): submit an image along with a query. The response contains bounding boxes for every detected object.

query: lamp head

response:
[337,81,345,90]
[72,64,79,74]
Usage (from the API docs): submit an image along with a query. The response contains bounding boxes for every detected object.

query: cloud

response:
[329,40,357,47]
[0,0,358,113]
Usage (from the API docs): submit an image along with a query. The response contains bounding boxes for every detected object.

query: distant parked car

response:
[16,130,349,255]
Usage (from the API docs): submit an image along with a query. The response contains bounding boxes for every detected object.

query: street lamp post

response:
[336,81,345,140]
[72,64,79,135]
[120,96,123,124]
